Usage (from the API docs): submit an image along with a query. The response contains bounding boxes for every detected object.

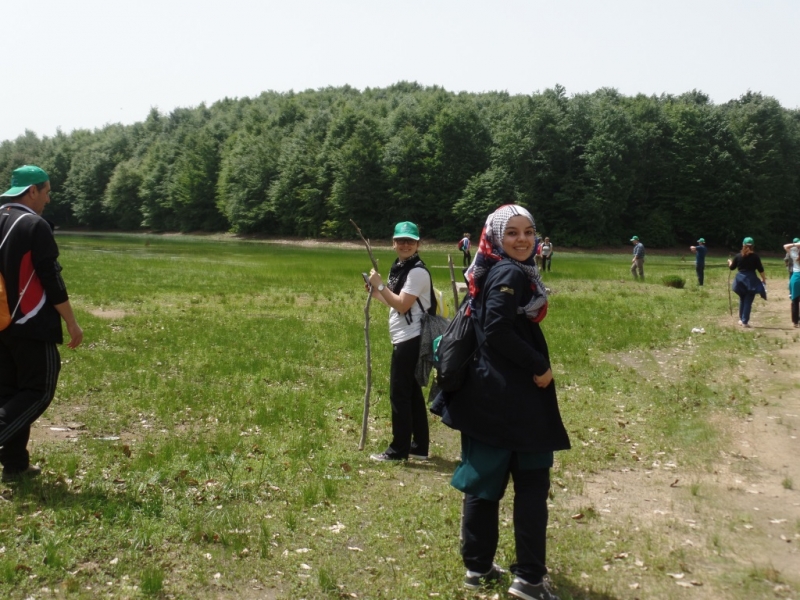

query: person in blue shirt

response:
[630,236,645,280]
[690,238,707,286]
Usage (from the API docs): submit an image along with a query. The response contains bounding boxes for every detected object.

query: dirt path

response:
[565,294,800,598]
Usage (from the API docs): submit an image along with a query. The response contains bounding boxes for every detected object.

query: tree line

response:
[1,83,799,248]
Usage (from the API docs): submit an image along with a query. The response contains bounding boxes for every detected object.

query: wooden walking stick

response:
[447,254,459,311]
[727,254,733,317]
[350,220,380,450]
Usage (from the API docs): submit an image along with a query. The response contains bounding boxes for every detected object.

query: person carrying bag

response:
[432,204,570,600]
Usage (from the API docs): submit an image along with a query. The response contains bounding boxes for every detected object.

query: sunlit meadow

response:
[0,234,789,599]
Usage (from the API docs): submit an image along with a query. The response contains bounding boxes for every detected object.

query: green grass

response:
[0,234,793,599]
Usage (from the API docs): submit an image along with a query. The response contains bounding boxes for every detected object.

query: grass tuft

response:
[661,274,686,288]
[140,566,165,595]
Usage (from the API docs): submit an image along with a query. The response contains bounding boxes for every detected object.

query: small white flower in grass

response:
[213,573,221,580]
[204,553,212,560]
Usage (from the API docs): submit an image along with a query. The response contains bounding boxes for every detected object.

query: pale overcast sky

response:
[2,0,798,143]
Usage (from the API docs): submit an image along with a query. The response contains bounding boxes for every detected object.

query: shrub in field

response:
[662,274,685,289]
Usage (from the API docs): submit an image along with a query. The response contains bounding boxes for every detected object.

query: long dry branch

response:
[447,254,460,310]
[351,219,378,450]
[350,219,379,271]
[358,292,373,450]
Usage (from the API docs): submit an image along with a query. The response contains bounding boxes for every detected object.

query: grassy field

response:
[0,234,795,599]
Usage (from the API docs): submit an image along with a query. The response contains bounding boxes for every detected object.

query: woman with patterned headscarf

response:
[435,204,570,600]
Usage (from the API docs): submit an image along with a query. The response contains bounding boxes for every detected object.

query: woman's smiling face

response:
[502,215,536,261]
[393,237,419,260]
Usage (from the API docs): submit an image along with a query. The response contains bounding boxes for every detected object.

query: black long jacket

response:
[439,260,571,453]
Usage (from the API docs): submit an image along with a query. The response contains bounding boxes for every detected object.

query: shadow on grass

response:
[552,576,623,600]
[462,576,622,600]
[405,456,461,472]
[5,478,120,515]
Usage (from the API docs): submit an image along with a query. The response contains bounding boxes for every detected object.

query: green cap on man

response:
[697,238,705,244]
[393,221,420,240]
[1,165,49,198]
[743,237,754,246]
[630,235,639,242]
[793,238,800,244]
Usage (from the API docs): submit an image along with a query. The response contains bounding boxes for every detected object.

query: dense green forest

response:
[2,83,799,248]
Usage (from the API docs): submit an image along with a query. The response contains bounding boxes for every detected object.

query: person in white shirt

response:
[367,221,432,461]
[783,237,800,327]
[540,237,553,272]
[459,233,472,267]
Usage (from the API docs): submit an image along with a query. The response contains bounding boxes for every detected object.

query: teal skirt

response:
[451,434,553,501]
[790,272,800,301]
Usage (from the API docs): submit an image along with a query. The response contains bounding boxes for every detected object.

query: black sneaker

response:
[464,564,506,589]
[509,577,559,600]
[369,452,405,462]
[2,464,41,483]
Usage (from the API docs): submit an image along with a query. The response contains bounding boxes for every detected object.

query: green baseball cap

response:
[630,236,639,242]
[743,237,754,246]
[1,165,49,198]
[793,238,800,244]
[393,221,420,240]
[697,238,705,244]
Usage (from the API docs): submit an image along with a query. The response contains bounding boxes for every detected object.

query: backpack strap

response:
[402,264,436,324]
[0,212,31,251]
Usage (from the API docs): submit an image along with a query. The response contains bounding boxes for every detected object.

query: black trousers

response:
[462,251,472,267]
[696,266,704,286]
[792,297,800,325]
[461,457,550,584]
[386,335,429,458]
[0,335,60,473]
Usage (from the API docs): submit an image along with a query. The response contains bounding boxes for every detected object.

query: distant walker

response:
[630,236,645,280]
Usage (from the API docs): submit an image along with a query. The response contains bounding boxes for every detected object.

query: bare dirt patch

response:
[569,296,800,597]
[89,308,129,319]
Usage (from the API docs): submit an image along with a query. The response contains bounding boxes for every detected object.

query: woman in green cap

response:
[366,222,433,461]
[728,237,766,328]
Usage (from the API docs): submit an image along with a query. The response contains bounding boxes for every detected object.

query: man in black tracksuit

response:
[0,165,83,482]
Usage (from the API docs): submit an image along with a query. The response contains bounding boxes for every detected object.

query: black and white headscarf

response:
[466,204,548,322]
